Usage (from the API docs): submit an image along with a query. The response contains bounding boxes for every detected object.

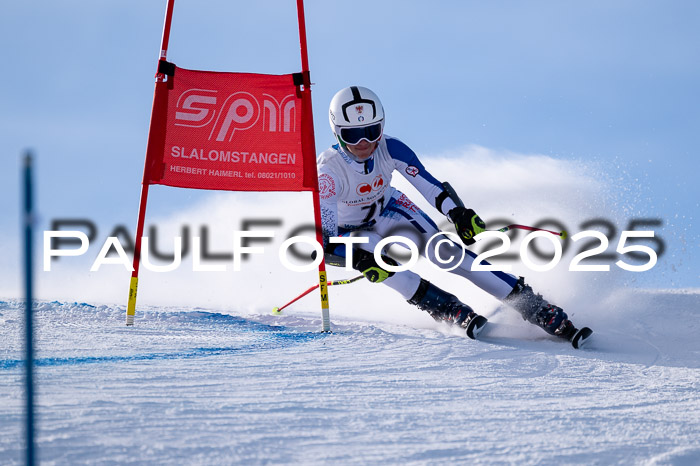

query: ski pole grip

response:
[441,182,464,208]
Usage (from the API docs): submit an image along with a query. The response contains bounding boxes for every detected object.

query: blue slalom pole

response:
[23,151,35,466]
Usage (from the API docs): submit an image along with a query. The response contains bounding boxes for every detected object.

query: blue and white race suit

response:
[317,134,517,300]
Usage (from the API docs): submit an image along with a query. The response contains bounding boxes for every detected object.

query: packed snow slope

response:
[2,148,698,464]
[1,287,699,465]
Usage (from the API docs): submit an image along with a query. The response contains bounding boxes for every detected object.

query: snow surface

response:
[2,149,698,464]
[1,288,700,465]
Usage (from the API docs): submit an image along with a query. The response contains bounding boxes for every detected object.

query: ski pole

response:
[272,275,364,315]
[495,224,567,239]
[441,183,567,239]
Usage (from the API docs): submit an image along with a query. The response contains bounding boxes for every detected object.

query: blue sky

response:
[1,0,698,289]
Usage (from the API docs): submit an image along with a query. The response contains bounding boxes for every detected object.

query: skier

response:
[317,86,591,348]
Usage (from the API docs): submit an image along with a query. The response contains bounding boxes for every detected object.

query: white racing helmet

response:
[328,86,385,148]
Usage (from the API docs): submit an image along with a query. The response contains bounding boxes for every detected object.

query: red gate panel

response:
[143,66,314,192]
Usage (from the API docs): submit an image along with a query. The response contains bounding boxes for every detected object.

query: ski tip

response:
[272,307,282,315]
[466,315,488,340]
[571,327,593,349]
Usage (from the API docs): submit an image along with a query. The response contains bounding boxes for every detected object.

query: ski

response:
[465,315,488,340]
[470,320,593,349]
[570,326,593,349]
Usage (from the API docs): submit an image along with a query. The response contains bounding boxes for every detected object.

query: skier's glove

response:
[351,248,397,283]
[448,207,486,246]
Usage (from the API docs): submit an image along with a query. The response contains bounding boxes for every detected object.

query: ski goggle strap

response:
[338,122,383,145]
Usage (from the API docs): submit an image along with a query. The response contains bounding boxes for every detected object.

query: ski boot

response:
[503,277,592,349]
[408,279,487,339]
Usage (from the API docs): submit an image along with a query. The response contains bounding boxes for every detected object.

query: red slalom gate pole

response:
[295,0,331,331]
[127,0,177,326]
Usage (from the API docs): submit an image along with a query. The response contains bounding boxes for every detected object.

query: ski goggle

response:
[338,122,383,145]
